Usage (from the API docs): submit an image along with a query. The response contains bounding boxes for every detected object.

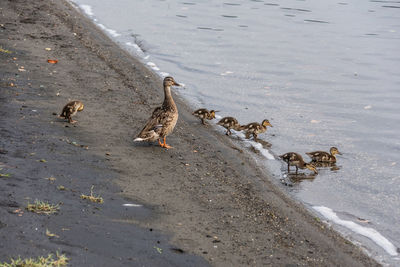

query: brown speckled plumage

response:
[192,108,216,125]
[306,147,341,163]
[280,152,318,174]
[243,119,272,140]
[134,76,180,148]
[217,116,243,135]
[60,100,84,123]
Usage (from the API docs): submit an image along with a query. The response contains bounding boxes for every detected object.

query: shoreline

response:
[0,0,379,265]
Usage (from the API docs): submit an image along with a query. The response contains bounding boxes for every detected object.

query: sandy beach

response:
[0,0,379,266]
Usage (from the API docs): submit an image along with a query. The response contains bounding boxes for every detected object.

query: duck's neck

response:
[162,85,177,110]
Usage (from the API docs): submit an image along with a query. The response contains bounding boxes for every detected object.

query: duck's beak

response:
[338,152,343,155]
[173,81,181,87]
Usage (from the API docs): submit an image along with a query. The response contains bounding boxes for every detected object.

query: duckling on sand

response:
[59,100,84,123]
[134,76,180,149]
[217,116,243,136]
[192,109,217,125]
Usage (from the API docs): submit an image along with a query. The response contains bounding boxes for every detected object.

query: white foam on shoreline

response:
[159,72,170,77]
[122,203,142,207]
[126,41,143,54]
[96,23,121,37]
[313,206,398,256]
[79,4,94,16]
[105,28,121,37]
[247,140,275,160]
[211,125,275,160]
[236,131,275,160]
[96,23,106,30]
[75,2,175,84]
[147,61,161,71]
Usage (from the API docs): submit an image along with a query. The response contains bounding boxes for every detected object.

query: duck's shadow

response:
[255,139,272,148]
[132,142,159,148]
[287,172,318,183]
[241,137,272,148]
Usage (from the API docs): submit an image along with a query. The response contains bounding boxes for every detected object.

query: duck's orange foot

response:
[161,143,173,149]
[158,137,173,149]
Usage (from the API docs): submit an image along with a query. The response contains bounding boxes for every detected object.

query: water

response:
[70,0,400,264]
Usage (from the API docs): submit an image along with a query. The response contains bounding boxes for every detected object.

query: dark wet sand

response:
[0,0,379,266]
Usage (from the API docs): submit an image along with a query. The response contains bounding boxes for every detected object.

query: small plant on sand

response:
[26,200,60,215]
[0,251,68,267]
[57,185,66,191]
[80,186,103,203]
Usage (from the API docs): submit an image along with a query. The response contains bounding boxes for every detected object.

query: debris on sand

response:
[57,185,66,191]
[154,246,163,254]
[80,186,104,203]
[0,252,68,266]
[0,47,12,54]
[45,176,56,183]
[63,138,89,149]
[46,228,60,238]
[26,200,60,215]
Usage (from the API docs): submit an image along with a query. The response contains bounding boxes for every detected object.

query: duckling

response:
[306,147,342,163]
[243,119,272,140]
[279,152,318,174]
[59,100,84,123]
[134,76,180,149]
[217,116,243,136]
[192,109,217,125]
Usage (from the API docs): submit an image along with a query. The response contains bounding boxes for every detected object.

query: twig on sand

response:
[80,186,104,203]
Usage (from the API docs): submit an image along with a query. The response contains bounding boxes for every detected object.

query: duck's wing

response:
[192,108,207,116]
[280,152,299,161]
[306,151,330,160]
[136,107,162,139]
[136,107,176,140]
[244,123,258,132]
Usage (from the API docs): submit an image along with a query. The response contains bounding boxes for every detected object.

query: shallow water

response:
[71,0,400,264]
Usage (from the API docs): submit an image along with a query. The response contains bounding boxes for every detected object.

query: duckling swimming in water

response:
[59,100,84,123]
[134,76,180,149]
[192,109,217,125]
[279,152,318,174]
[217,116,243,136]
[306,147,342,163]
[242,119,272,140]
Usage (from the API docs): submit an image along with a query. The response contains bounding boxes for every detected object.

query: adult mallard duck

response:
[280,152,318,174]
[306,147,342,163]
[192,108,217,125]
[217,116,243,135]
[59,100,84,123]
[134,76,180,149]
[242,119,272,140]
